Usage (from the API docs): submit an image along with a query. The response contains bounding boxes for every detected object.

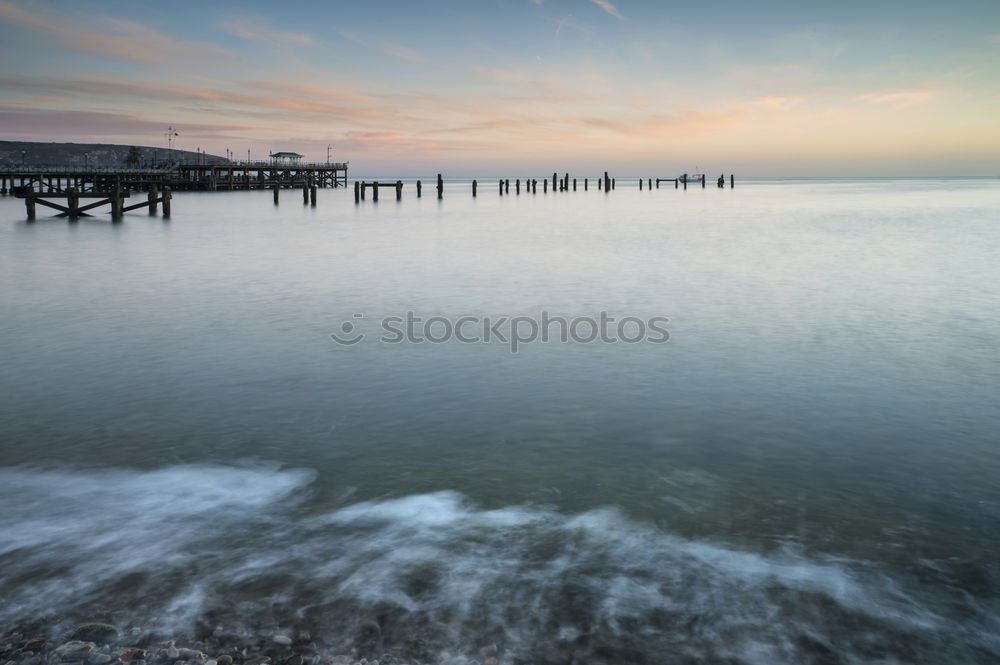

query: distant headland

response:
[0,140,227,169]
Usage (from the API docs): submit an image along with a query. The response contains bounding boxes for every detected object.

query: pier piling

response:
[437,174,443,199]
[311,186,317,206]
[472,179,477,197]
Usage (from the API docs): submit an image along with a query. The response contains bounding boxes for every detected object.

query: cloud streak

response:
[591,0,623,20]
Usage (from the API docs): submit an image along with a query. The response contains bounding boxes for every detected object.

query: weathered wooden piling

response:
[417,180,422,198]
[584,178,588,191]
[731,174,734,188]
[604,172,610,192]
[162,188,172,218]
[552,173,557,192]
[639,179,643,190]
[273,185,279,204]
[532,179,537,194]
[516,179,520,194]
[573,178,577,191]
[147,187,158,215]
[505,179,510,194]
[683,179,687,190]
[395,181,402,201]
[612,178,616,190]
[311,186,317,206]
[354,181,360,203]
[544,180,548,193]
[25,195,36,220]
[648,178,652,189]
[499,179,504,196]
[66,187,79,219]
[437,174,443,199]
[373,182,380,202]
[472,179,478,197]
[303,184,309,204]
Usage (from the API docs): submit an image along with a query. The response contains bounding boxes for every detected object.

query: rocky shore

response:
[1,625,502,665]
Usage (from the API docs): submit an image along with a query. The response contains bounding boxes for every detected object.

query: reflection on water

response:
[1,179,999,661]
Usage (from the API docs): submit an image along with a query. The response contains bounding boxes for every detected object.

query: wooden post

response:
[499,178,503,196]
[354,180,360,203]
[584,178,588,191]
[552,173,557,192]
[472,179,478,197]
[373,181,379,202]
[516,179,520,194]
[395,181,402,201]
[656,179,660,189]
[573,178,577,191]
[147,186,158,215]
[303,184,309,204]
[604,172,610,191]
[25,195,35,221]
[675,179,678,189]
[311,186,317,206]
[162,188,171,218]
[111,186,123,220]
[273,185,279,204]
[544,179,548,193]
[361,182,366,201]
[505,179,510,194]
[532,179,537,194]
[731,174,734,188]
[648,178,652,190]
[612,178,616,190]
[701,174,705,188]
[417,180,422,197]
[437,173,443,199]
[683,178,687,190]
[639,178,643,190]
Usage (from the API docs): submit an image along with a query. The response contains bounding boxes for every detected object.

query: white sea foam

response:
[1,464,997,664]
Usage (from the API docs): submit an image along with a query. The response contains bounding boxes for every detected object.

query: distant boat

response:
[678,168,705,184]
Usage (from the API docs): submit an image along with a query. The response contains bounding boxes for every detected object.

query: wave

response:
[1,464,998,664]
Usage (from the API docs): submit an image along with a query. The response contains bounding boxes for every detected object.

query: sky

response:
[0,0,998,175]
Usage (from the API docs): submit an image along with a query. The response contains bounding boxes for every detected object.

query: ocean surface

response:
[1,177,999,663]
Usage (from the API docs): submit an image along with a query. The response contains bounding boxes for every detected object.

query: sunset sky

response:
[1,0,998,175]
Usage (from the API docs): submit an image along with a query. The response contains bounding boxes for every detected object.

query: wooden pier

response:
[0,161,348,197]
[13,185,170,221]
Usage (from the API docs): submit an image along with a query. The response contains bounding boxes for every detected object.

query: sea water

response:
[1,178,999,663]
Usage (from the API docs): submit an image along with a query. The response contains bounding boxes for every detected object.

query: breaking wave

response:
[1,464,998,664]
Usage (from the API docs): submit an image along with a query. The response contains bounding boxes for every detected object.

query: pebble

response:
[216,657,232,665]
[271,637,292,648]
[86,652,114,665]
[70,626,120,646]
[54,642,96,662]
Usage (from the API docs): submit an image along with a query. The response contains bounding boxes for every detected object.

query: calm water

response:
[1,178,999,663]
